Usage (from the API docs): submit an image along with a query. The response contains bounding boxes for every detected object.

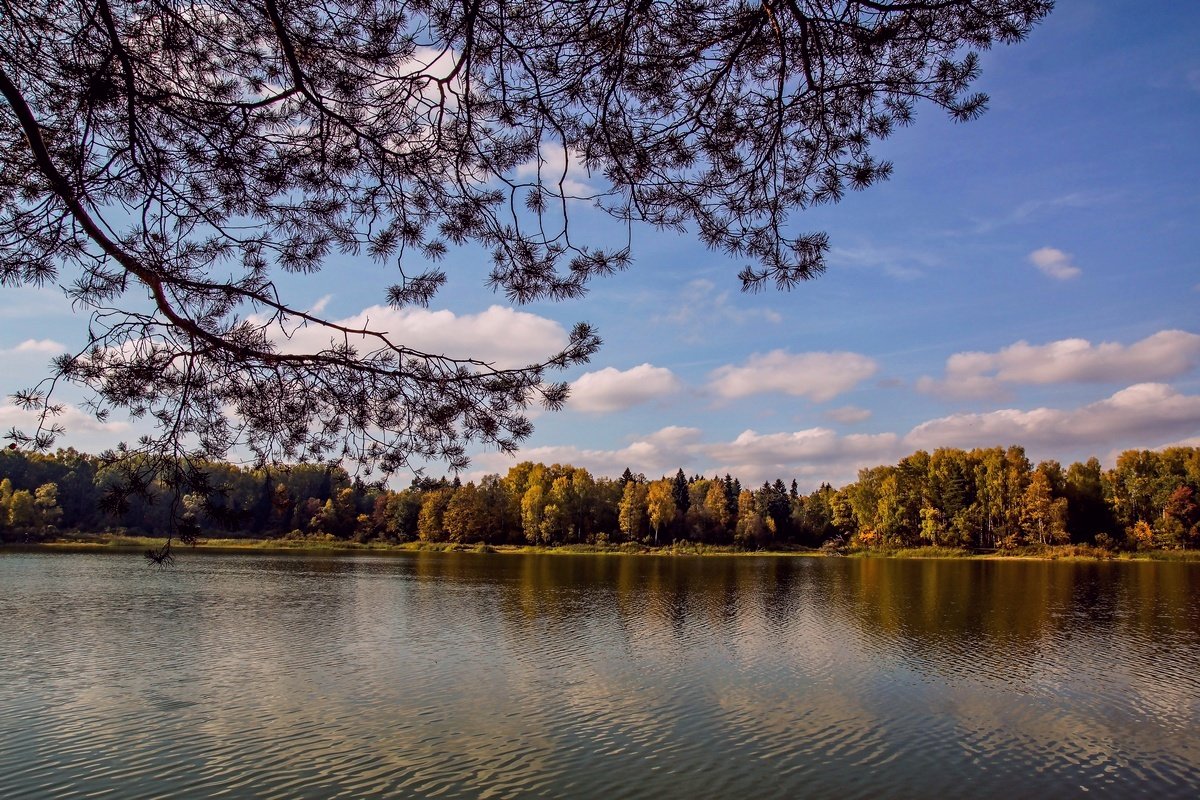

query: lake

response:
[1,550,1198,798]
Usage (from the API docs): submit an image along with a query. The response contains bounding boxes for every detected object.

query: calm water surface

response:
[1,551,1198,798]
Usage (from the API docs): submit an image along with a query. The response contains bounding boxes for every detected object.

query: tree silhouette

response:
[1,0,1051,548]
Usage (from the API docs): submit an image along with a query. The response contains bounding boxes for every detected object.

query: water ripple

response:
[1,552,1198,798]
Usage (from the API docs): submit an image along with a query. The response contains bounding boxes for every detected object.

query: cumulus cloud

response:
[514,143,593,197]
[642,425,705,452]
[0,403,132,452]
[707,428,899,468]
[701,427,899,487]
[1,339,67,356]
[1028,247,1082,280]
[0,403,130,434]
[905,383,1200,452]
[568,364,683,413]
[825,405,872,424]
[470,383,1200,489]
[270,304,568,369]
[306,294,333,315]
[470,423,899,489]
[918,330,1200,399]
[708,350,877,402]
[470,425,704,479]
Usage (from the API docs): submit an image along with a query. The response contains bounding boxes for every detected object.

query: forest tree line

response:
[1,445,1198,551]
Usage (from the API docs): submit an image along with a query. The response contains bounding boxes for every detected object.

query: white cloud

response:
[825,405,872,424]
[403,45,461,82]
[306,295,333,315]
[918,330,1200,399]
[469,383,1200,488]
[830,243,934,280]
[0,287,74,320]
[1,339,67,356]
[358,46,466,116]
[271,304,568,369]
[0,403,132,452]
[707,428,899,469]
[905,383,1200,452]
[642,425,705,453]
[1028,247,1082,280]
[470,423,899,490]
[660,279,782,340]
[708,350,877,402]
[568,364,682,413]
[514,143,593,197]
[470,425,703,479]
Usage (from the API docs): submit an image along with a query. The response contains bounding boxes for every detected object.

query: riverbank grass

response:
[11,533,1200,562]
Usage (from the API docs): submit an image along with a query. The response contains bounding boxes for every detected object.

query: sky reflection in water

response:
[1,552,1198,798]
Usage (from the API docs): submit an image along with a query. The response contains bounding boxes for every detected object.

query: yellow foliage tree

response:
[646,480,676,544]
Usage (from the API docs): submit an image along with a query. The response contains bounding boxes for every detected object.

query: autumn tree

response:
[1161,486,1199,548]
[1,0,1052,556]
[618,480,648,543]
[873,471,911,546]
[443,482,486,543]
[1106,450,1159,534]
[8,445,1200,551]
[0,477,11,536]
[1018,464,1068,546]
[926,448,980,547]
[846,465,888,540]
[7,489,36,530]
[416,487,453,542]
[548,468,598,544]
[477,474,520,544]
[735,490,766,549]
[375,487,422,542]
[918,506,949,547]
[312,487,358,537]
[1128,519,1155,550]
[975,446,1031,548]
[269,483,296,535]
[646,480,677,544]
[32,482,63,530]
[1107,448,1200,548]
[829,489,856,541]
[703,480,732,539]
[520,483,548,545]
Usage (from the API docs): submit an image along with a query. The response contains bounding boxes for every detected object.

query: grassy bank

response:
[8,533,1200,562]
[849,544,1200,562]
[19,533,821,558]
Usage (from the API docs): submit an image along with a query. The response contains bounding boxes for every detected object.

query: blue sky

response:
[3,1,1199,489]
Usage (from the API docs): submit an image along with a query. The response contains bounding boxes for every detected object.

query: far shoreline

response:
[7,534,1200,563]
